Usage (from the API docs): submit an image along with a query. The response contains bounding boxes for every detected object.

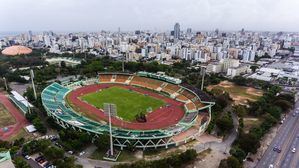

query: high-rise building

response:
[174,23,180,39]
[28,30,33,41]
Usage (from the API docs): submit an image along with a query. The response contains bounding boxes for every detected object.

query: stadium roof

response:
[10,91,33,108]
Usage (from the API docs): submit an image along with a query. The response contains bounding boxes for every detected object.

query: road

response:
[194,111,239,154]
[256,100,299,168]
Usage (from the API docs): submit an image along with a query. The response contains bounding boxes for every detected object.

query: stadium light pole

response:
[30,70,37,100]
[104,103,116,156]
[108,105,114,156]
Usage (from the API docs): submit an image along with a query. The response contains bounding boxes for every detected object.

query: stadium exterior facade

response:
[41,72,215,149]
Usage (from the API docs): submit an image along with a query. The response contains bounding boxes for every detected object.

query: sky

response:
[1,0,299,32]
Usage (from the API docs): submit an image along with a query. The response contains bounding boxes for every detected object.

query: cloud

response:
[0,0,298,32]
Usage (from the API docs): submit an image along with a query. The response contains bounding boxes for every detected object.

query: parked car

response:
[24,155,31,160]
[79,151,86,156]
[67,151,74,155]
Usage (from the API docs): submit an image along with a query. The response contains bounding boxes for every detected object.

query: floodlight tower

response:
[104,103,117,156]
[30,69,37,100]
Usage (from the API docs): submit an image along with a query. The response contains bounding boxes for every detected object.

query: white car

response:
[79,151,86,156]
[269,164,274,168]
[24,155,31,160]
[292,147,296,153]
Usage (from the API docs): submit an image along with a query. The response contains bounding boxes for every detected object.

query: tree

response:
[267,106,282,120]
[230,147,246,162]
[94,133,110,150]
[32,118,47,134]
[58,129,91,151]
[216,113,234,135]
[250,65,259,73]
[237,133,260,154]
[219,156,242,168]
[60,61,66,68]
[44,146,64,161]
[274,99,292,111]
[232,76,247,86]
[14,157,31,168]
[234,105,247,118]
[215,93,231,108]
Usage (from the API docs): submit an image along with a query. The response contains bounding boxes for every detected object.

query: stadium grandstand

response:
[9,91,33,114]
[41,72,214,149]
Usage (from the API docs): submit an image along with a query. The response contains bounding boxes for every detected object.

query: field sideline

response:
[81,86,165,121]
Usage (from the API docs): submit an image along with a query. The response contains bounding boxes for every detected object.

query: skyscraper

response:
[174,23,180,39]
[187,28,192,34]
[28,30,33,41]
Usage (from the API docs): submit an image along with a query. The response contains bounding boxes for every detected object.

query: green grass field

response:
[81,86,165,121]
[0,103,16,128]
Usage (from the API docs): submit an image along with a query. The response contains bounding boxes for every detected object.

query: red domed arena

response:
[1,45,32,56]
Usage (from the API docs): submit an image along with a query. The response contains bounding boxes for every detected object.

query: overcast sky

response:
[1,0,299,32]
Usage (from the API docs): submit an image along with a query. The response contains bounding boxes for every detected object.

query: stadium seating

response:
[193,99,205,109]
[180,83,213,102]
[176,94,189,102]
[161,83,181,94]
[99,74,112,83]
[181,90,197,100]
[180,112,198,124]
[185,102,196,111]
[130,76,162,90]
[115,75,130,83]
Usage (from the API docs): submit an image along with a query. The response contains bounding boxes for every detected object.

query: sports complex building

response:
[41,72,214,149]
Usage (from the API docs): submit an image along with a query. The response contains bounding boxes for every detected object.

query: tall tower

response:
[174,23,180,39]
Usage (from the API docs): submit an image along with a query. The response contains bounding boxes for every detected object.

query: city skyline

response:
[1,0,299,32]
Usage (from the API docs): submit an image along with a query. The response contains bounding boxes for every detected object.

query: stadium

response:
[41,72,215,150]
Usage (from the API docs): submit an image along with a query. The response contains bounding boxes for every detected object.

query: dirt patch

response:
[246,88,263,97]
[207,81,263,105]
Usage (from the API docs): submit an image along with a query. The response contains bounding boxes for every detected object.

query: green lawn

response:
[81,86,165,121]
[0,103,16,128]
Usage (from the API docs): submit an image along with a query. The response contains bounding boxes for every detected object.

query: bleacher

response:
[180,112,198,124]
[115,75,130,83]
[9,95,30,114]
[129,76,144,86]
[161,83,180,94]
[9,91,34,114]
[193,99,205,109]
[176,94,189,102]
[180,83,213,102]
[141,78,163,90]
[99,74,112,83]
[185,102,196,112]
[181,90,197,100]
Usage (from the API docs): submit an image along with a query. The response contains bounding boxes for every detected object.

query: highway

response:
[256,100,299,168]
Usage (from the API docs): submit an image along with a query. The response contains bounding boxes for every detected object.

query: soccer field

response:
[80,86,165,121]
